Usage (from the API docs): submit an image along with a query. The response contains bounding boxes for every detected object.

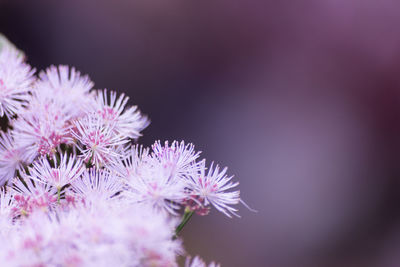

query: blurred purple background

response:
[3,1,400,266]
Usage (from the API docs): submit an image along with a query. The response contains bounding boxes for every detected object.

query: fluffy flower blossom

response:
[11,176,58,216]
[28,153,84,189]
[70,168,122,207]
[185,256,220,267]
[0,188,15,236]
[72,114,130,167]
[0,131,34,185]
[11,96,72,157]
[122,157,187,215]
[109,144,150,178]
[0,35,250,267]
[151,140,201,181]
[94,89,149,139]
[0,205,181,267]
[35,65,96,118]
[186,161,241,218]
[0,47,35,118]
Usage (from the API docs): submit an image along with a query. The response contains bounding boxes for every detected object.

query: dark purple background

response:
[2,1,400,266]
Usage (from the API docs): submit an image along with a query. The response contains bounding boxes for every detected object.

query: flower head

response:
[185,256,220,267]
[0,131,34,185]
[187,161,241,218]
[0,188,15,236]
[122,158,187,215]
[0,47,35,118]
[0,38,244,266]
[71,114,129,167]
[11,96,72,157]
[108,144,150,178]
[11,176,58,216]
[28,153,84,189]
[151,140,201,181]
[94,89,149,139]
[70,168,122,208]
[36,65,96,118]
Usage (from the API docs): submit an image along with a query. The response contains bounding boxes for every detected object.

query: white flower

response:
[0,131,34,185]
[28,153,84,189]
[0,39,246,266]
[0,47,35,118]
[0,204,181,267]
[71,114,129,167]
[0,188,15,237]
[151,140,202,181]
[12,96,72,157]
[36,65,96,118]
[72,206,181,266]
[107,144,150,178]
[70,168,122,207]
[11,176,58,216]
[122,157,187,215]
[187,161,241,218]
[12,175,57,197]
[11,65,97,158]
[94,89,149,139]
[185,256,220,267]
[0,210,80,267]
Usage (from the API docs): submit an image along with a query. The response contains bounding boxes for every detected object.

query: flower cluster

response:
[0,37,244,266]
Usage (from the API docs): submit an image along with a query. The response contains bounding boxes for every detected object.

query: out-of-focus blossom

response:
[0,204,181,267]
[0,132,34,185]
[36,65,96,118]
[185,256,221,267]
[0,188,14,236]
[0,47,35,118]
[0,37,245,266]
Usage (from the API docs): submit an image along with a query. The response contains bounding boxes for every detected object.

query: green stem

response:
[57,187,61,204]
[54,152,61,165]
[174,209,194,239]
[86,154,93,168]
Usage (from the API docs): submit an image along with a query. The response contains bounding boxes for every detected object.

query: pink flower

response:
[185,256,220,267]
[151,140,202,181]
[122,159,187,215]
[0,39,244,266]
[187,161,241,218]
[0,47,35,118]
[12,97,72,157]
[107,144,150,178]
[0,131,34,185]
[11,177,57,216]
[0,188,15,235]
[94,89,149,139]
[28,153,84,189]
[70,168,122,207]
[71,114,129,167]
[35,65,96,118]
